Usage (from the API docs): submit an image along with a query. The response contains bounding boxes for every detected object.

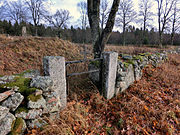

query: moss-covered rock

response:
[90,60,101,68]
[0,76,36,96]
[27,94,42,102]
[15,107,29,114]
[10,118,26,135]
[14,70,32,77]
[133,55,144,62]
[123,62,130,68]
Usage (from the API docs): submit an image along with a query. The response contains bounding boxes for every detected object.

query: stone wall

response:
[0,57,66,135]
[0,49,179,135]
[89,51,168,98]
[115,52,168,94]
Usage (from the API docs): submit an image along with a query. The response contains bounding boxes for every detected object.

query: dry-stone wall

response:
[0,48,179,135]
[89,51,169,98]
[115,52,167,94]
[0,55,66,135]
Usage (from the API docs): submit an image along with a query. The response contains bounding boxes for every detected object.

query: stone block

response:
[0,113,16,135]
[30,76,53,91]
[0,106,9,120]
[2,93,24,111]
[102,52,118,99]
[27,118,47,129]
[0,90,15,102]
[43,56,66,109]
[27,96,46,109]
[15,109,42,119]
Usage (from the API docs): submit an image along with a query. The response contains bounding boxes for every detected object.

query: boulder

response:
[0,90,15,102]
[30,76,53,91]
[0,113,16,135]
[0,106,9,120]
[15,109,42,119]
[11,118,27,135]
[23,70,40,78]
[2,93,24,111]
[27,118,47,129]
[27,96,46,109]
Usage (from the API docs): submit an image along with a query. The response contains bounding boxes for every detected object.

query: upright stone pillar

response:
[43,56,67,109]
[102,52,118,99]
[22,26,27,37]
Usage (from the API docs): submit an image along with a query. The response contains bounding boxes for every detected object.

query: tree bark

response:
[88,0,120,58]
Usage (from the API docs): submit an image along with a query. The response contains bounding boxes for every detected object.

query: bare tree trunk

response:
[159,31,163,48]
[88,0,120,58]
[171,2,177,45]
[101,12,104,31]
[88,0,101,58]
[35,25,38,36]
[123,25,126,46]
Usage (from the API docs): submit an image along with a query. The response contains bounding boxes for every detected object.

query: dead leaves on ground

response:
[33,54,180,135]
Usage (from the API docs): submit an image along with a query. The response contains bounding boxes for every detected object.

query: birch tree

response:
[77,1,88,30]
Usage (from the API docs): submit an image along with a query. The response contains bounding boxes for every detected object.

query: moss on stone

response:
[15,70,32,77]
[10,118,24,135]
[123,62,130,68]
[27,94,42,102]
[127,60,135,65]
[90,60,100,68]
[133,55,143,62]
[15,107,28,114]
[139,53,146,56]
[0,76,36,96]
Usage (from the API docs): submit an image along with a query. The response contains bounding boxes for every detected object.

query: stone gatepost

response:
[43,56,67,110]
[102,52,118,99]
[22,26,27,37]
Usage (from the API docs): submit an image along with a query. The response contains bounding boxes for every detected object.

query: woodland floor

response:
[0,35,179,135]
